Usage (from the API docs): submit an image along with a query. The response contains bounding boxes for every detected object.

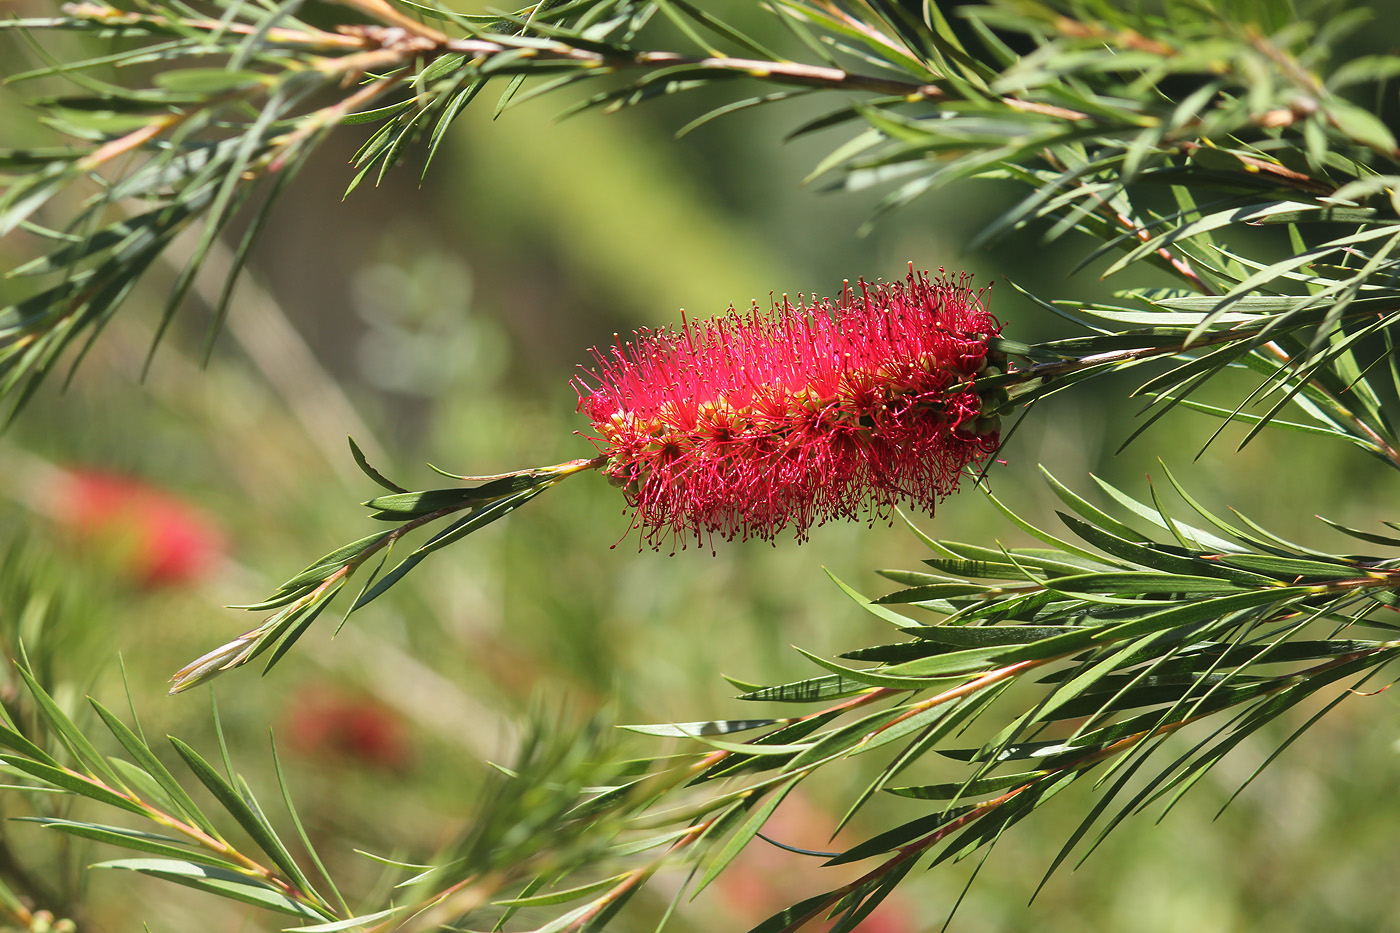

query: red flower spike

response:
[285,687,413,773]
[574,267,1001,550]
[47,469,227,588]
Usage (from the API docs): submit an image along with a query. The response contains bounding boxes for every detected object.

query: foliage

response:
[2,0,1400,931]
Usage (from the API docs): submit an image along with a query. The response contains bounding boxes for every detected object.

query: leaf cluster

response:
[169,448,599,693]
[0,564,667,933]
[11,461,1395,932]
[580,466,1400,932]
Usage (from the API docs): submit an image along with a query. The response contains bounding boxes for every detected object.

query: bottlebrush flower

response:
[45,469,227,588]
[285,686,412,773]
[575,267,1001,549]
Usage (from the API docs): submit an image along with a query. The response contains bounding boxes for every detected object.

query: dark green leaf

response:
[14,661,125,787]
[89,699,218,836]
[0,756,145,815]
[736,676,871,704]
[886,771,1044,800]
[347,437,406,493]
[493,873,633,908]
[694,775,801,895]
[167,739,312,893]
[825,809,964,866]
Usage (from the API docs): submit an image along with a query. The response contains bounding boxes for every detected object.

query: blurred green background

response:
[2,3,1399,930]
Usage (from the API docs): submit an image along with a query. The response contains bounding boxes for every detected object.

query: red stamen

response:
[574,268,1001,549]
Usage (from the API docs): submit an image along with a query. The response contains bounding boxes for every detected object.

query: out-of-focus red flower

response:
[285,687,412,772]
[46,469,226,588]
[575,267,1001,549]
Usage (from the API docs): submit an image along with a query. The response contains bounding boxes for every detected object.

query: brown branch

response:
[333,0,446,42]
[1176,141,1335,196]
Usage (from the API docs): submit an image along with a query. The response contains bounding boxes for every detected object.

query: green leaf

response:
[348,437,406,493]
[887,771,1045,800]
[0,723,61,768]
[493,873,632,908]
[1327,100,1398,152]
[1100,201,1320,280]
[825,809,961,866]
[840,641,945,663]
[735,675,871,703]
[272,533,385,592]
[694,738,816,757]
[18,817,241,869]
[0,756,145,815]
[1315,516,1400,548]
[353,485,552,610]
[1092,587,1315,643]
[796,648,973,688]
[875,582,997,602]
[167,738,313,894]
[908,626,1084,647]
[694,717,840,782]
[1089,476,1242,553]
[1057,516,1265,583]
[828,862,915,933]
[620,720,782,738]
[1149,393,1360,442]
[826,569,920,628]
[106,759,185,825]
[270,741,347,916]
[833,682,1010,834]
[529,900,613,933]
[363,487,480,516]
[693,775,801,895]
[94,859,328,919]
[260,585,344,674]
[1040,466,1142,541]
[1210,554,1360,580]
[153,68,270,92]
[340,99,416,125]
[1045,571,1244,596]
[89,699,218,836]
[745,892,834,933]
[14,661,125,788]
[290,908,404,932]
